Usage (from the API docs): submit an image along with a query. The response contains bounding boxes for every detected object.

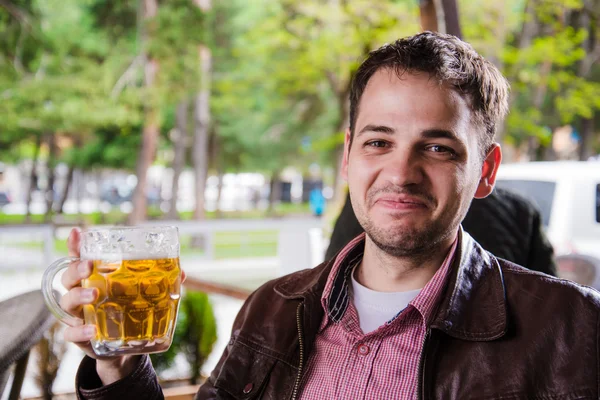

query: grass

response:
[0,203,312,226]
[0,203,308,259]
[12,230,279,259]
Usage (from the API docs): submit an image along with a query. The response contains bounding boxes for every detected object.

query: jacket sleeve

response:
[76,355,164,400]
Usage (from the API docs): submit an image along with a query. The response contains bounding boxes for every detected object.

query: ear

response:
[474,144,502,199]
[341,128,352,181]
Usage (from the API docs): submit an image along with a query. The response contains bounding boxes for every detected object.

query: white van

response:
[495,161,600,288]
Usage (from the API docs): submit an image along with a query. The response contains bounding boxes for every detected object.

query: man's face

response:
[342,69,499,257]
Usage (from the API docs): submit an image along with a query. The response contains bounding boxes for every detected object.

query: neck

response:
[355,231,457,292]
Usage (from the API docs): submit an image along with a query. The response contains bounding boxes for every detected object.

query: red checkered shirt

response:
[299,233,458,400]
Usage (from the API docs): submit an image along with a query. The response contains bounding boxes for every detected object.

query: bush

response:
[151,290,217,384]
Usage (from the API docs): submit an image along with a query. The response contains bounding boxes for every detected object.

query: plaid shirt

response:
[299,233,457,400]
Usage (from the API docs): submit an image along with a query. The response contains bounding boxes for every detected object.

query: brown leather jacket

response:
[197,231,600,399]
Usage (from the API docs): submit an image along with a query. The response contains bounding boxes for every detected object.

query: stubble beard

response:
[354,185,459,259]
[360,214,455,258]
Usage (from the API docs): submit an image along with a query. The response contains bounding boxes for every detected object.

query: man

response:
[62,32,599,399]
[326,188,557,276]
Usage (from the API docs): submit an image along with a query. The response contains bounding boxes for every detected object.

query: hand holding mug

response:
[42,226,184,384]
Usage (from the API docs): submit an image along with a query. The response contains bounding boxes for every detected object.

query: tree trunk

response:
[56,164,74,215]
[192,0,212,222]
[332,93,350,203]
[44,133,57,223]
[579,117,594,160]
[268,171,281,214]
[215,172,224,218]
[527,58,553,160]
[128,0,159,226]
[192,45,211,221]
[419,0,438,31]
[575,1,597,160]
[496,0,538,145]
[441,0,462,38]
[25,135,41,223]
[212,133,225,218]
[167,100,189,220]
[331,145,346,201]
[419,0,462,37]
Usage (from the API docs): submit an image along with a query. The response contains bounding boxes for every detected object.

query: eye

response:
[425,144,457,159]
[365,140,389,148]
[427,145,455,154]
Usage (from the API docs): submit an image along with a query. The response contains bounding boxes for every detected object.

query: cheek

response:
[428,166,469,206]
[348,156,378,190]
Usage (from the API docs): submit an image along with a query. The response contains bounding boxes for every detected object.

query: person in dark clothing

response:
[326,188,556,276]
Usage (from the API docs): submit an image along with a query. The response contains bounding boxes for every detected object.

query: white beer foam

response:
[80,251,178,261]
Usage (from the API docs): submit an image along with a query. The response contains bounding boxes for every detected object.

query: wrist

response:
[96,355,142,386]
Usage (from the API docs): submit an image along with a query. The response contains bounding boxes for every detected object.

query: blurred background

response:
[0,0,598,399]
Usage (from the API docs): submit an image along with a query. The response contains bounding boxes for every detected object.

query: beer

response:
[42,226,181,356]
[82,255,181,355]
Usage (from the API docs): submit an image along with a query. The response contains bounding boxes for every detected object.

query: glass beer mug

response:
[42,226,181,357]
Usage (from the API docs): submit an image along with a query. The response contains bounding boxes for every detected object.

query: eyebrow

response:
[357,125,460,142]
[356,124,395,137]
[421,129,460,141]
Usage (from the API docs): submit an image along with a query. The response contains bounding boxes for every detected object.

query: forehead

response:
[356,69,476,142]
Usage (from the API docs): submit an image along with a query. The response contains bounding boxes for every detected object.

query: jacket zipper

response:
[417,329,431,400]
[291,301,305,400]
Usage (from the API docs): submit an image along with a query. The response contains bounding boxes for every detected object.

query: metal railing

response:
[0,218,327,274]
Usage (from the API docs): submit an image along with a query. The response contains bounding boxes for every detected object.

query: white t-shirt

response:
[350,266,422,334]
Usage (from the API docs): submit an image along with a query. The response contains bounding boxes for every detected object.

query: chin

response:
[372,217,425,233]
[369,234,433,257]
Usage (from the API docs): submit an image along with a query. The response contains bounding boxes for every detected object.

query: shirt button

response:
[358,344,370,356]
[243,383,253,394]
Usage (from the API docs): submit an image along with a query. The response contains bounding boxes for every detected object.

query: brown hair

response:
[349,31,509,156]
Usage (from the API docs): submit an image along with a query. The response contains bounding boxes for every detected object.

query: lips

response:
[373,194,429,210]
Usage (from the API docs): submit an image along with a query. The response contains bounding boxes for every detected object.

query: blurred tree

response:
[212,0,420,204]
[166,100,189,219]
[461,0,600,160]
[128,0,160,225]
[0,0,142,219]
[1,0,599,223]
[192,0,212,222]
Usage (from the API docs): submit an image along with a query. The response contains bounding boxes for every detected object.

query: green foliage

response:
[460,0,600,153]
[1,0,599,186]
[211,0,421,174]
[151,290,217,383]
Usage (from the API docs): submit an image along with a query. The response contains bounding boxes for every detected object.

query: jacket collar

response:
[274,228,508,342]
[429,229,507,341]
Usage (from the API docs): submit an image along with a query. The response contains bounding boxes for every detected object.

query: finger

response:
[181,269,187,284]
[61,260,93,290]
[68,228,81,258]
[60,286,98,317]
[64,324,96,344]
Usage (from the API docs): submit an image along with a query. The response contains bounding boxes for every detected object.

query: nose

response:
[380,150,424,187]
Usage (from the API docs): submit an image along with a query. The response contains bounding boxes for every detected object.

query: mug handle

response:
[42,256,84,326]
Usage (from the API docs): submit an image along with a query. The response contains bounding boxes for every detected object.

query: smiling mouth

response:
[373,196,430,211]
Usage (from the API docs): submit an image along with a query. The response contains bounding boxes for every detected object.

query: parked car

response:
[495,161,600,289]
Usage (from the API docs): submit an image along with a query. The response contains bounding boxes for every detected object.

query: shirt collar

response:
[410,238,458,324]
[321,232,458,326]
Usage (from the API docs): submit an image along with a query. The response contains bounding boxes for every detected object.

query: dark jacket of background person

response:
[325,187,557,276]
